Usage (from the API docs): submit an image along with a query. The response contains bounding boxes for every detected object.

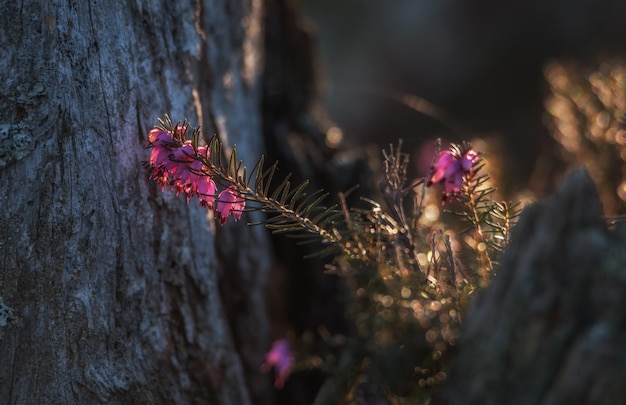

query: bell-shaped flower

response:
[427,146,479,203]
[261,339,295,389]
[460,149,479,171]
[216,186,245,224]
[164,142,194,175]
[196,176,217,209]
[149,144,172,169]
[427,150,456,186]
[148,128,174,145]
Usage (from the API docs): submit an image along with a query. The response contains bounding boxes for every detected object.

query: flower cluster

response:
[261,339,295,389]
[147,125,245,223]
[145,116,522,401]
[427,145,480,202]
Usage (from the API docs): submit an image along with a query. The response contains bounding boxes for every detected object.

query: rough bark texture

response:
[0,0,273,403]
[439,168,626,404]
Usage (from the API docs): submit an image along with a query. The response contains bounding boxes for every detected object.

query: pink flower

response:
[460,149,479,171]
[215,186,245,224]
[427,146,479,202]
[427,150,456,186]
[149,144,172,170]
[171,144,212,198]
[261,339,295,389]
[196,176,217,209]
[196,145,209,159]
[148,129,175,170]
[147,123,231,211]
[148,128,174,145]
[164,141,194,176]
[166,142,196,196]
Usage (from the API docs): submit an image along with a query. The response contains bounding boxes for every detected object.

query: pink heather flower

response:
[148,129,175,169]
[148,128,174,145]
[146,125,217,206]
[460,149,479,171]
[427,146,480,203]
[261,339,295,389]
[149,144,172,169]
[196,176,217,209]
[166,142,196,197]
[164,141,194,175]
[216,186,245,224]
[183,146,211,193]
[427,150,456,186]
[196,145,209,159]
[171,144,212,198]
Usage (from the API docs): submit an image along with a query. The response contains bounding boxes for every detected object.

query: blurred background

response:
[264,2,626,402]
[298,0,626,202]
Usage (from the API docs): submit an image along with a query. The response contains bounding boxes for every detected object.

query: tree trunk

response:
[439,168,626,404]
[0,0,273,403]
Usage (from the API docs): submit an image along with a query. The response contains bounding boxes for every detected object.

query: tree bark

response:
[0,0,272,403]
[439,168,626,404]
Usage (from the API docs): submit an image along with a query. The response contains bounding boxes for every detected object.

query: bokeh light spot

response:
[618,180,626,202]
[325,126,343,148]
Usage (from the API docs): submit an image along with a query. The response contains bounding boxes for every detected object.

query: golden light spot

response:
[477,242,487,252]
[401,287,412,299]
[411,300,423,313]
[430,301,442,311]
[417,253,428,268]
[425,329,438,343]
[381,295,393,307]
[618,180,626,202]
[424,204,440,222]
[325,126,343,148]
[595,111,611,129]
[616,130,626,145]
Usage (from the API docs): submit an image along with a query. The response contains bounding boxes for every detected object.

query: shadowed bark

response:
[439,168,626,405]
[0,0,274,403]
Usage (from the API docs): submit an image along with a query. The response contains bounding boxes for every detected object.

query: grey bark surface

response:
[439,168,626,405]
[0,0,271,403]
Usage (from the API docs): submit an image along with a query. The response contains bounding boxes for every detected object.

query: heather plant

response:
[145,115,520,403]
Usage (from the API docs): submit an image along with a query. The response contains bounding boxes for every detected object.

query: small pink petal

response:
[261,339,295,389]
[148,128,173,145]
[461,150,479,172]
[428,150,455,185]
[197,177,217,209]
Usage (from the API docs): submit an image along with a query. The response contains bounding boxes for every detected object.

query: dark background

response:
[299,0,626,196]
